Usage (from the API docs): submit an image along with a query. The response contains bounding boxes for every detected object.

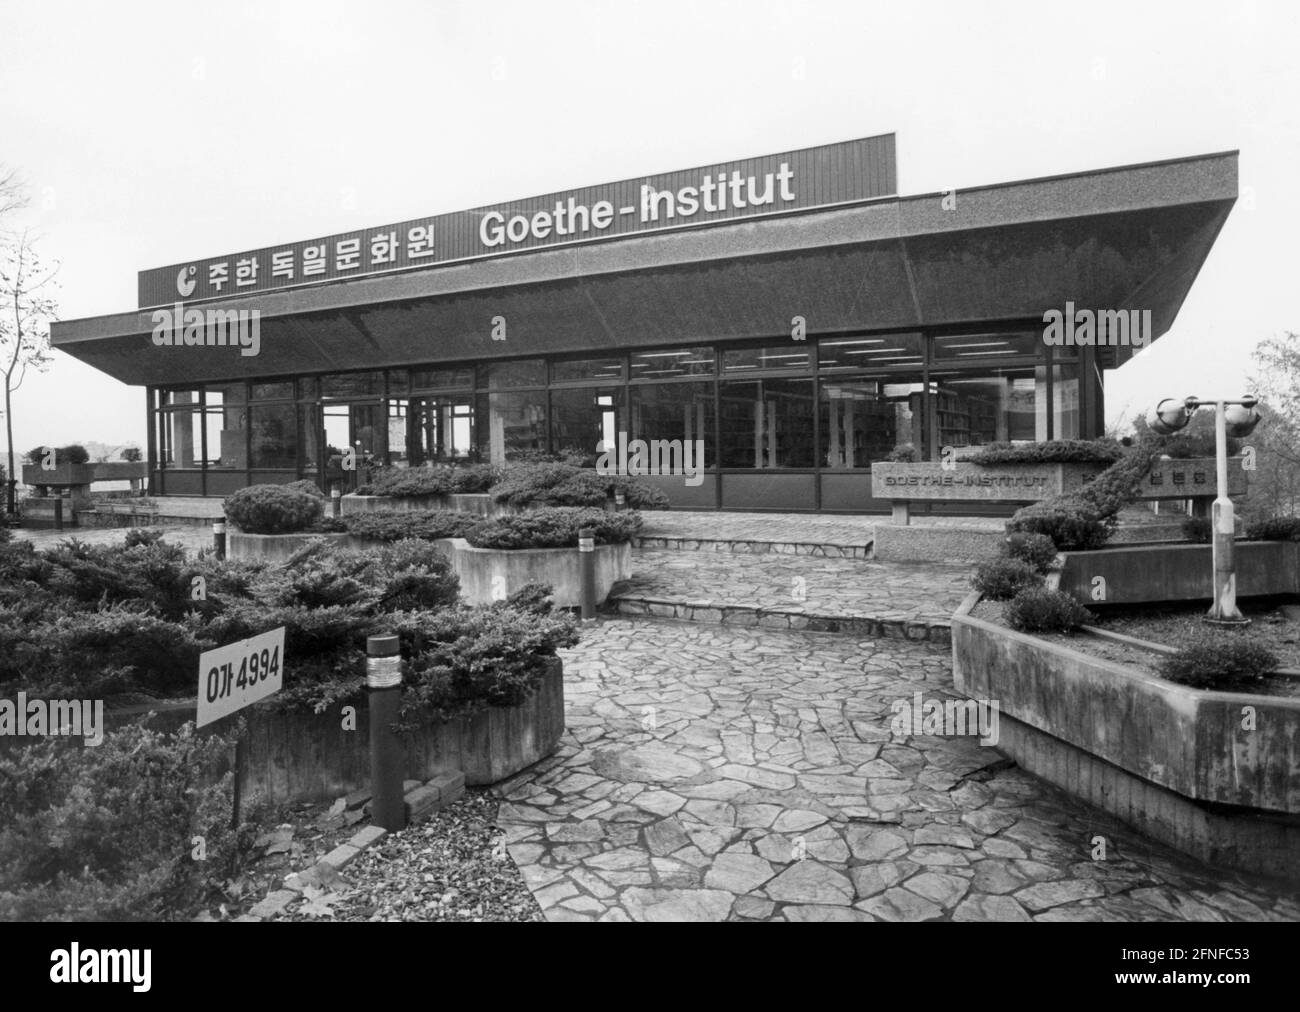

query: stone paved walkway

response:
[497,619,1300,922]
[10,524,215,554]
[611,549,972,629]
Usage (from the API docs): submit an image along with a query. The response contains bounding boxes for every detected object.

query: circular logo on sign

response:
[176,265,197,297]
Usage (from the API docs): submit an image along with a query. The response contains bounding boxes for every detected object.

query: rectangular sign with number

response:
[196,627,285,728]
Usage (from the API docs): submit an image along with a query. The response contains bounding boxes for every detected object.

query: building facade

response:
[52,136,1237,512]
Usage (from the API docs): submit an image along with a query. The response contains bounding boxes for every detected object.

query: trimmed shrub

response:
[1004,587,1092,633]
[885,444,918,462]
[1007,439,1168,550]
[1158,633,1278,690]
[24,446,47,465]
[967,439,1125,466]
[491,462,669,510]
[972,557,1043,600]
[466,507,642,550]
[1008,508,1111,551]
[120,447,143,462]
[354,464,499,498]
[1003,532,1059,573]
[283,479,325,499]
[1244,516,1300,542]
[343,509,480,543]
[1161,431,1241,459]
[0,722,255,921]
[1182,516,1213,544]
[611,474,671,510]
[122,527,165,549]
[386,605,580,723]
[223,484,324,534]
[57,444,91,465]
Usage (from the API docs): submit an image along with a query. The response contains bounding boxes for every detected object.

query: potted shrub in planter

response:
[21,444,96,490]
[437,506,640,607]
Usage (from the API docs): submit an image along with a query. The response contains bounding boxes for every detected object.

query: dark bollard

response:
[213,518,226,560]
[367,635,406,832]
[613,490,626,512]
[579,527,596,621]
[53,496,63,532]
[331,487,342,517]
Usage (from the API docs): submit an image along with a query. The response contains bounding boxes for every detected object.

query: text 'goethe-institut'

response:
[53,134,1236,513]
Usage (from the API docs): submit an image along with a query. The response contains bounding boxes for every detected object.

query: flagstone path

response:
[496,619,1300,922]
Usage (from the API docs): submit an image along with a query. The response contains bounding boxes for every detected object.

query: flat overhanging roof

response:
[52,149,1237,386]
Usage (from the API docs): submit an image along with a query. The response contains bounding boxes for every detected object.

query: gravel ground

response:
[317,790,544,923]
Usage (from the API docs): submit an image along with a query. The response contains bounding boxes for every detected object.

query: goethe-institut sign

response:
[137,134,897,309]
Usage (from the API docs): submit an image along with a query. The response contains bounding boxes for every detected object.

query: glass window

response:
[630,346,715,379]
[718,378,815,468]
[929,366,1046,446]
[159,403,202,468]
[322,372,382,399]
[249,404,298,469]
[629,382,714,468]
[820,375,924,468]
[1052,363,1080,440]
[484,359,545,388]
[411,366,474,390]
[251,381,294,400]
[299,403,321,473]
[819,333,924,370]
[205,388,248,470]
[722,345,812,373]
[386,371,409,397]
[552,357,624,383]
[163,388,201,406]
[550,387,624,465]
[932,331,1039,361]
[297,377,320,401]
[477,390,547,464]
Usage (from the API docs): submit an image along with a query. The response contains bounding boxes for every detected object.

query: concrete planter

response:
[341,493,503,517]
[228,530,351,561]
[1055,541,1299,605]
[22,462,96,488]
[435,538,632,607]
[952,592,1300,879]
[102,657,566,801]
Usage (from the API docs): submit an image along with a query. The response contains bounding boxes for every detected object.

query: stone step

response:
[633,535,870,558]
[606,594,953,645]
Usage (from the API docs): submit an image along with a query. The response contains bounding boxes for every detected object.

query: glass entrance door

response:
[321,402,384,491]
[410,396,474,465]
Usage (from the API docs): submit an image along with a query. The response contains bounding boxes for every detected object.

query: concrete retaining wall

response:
[101,657,565,800]
[340,493,501,516]
[952,592,1300,879]
[1057,541,1300,604]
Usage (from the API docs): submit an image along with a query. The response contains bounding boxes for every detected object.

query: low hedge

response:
[0,721,255,921]
[490,463,669,510]
[972,557,1043,600]
[1004,587,1092,633]
[1244,516,1300,542]
[465,507,642,550]
[1158,632,1278,690]
[342,509,481,543]
[355,464,498,498]
[966,439,1125,466]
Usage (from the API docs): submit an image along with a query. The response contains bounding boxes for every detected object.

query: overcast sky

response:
[1,0,1296,453]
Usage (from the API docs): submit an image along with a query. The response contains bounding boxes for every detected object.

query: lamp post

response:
[1146,394,1261,625]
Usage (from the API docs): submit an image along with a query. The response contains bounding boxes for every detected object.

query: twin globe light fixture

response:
[1145,394,1262,625]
